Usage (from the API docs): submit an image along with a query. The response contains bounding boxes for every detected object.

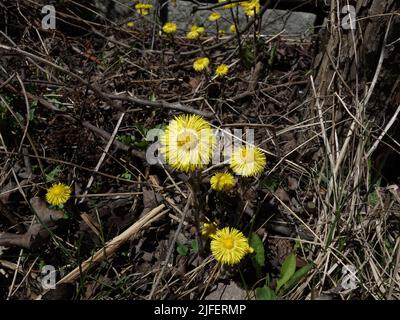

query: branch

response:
[0,44,213,118]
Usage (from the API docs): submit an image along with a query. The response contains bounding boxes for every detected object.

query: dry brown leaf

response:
[0,197,64,249]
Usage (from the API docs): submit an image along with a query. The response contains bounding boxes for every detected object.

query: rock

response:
[205,281,251,300]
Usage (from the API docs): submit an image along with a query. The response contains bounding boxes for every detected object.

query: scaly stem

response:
[189,171,204,256]
[230,7,244,65]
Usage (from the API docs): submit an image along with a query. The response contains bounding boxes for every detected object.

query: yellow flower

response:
[229,145,266,176]
[229,24,236,33]
[160,115,214,172]
[201,222,218,238]
[218,29,225,36]
[192,26,205,34]
[187,31,200,39]
[186,26,205,39]
[210,172,236,192]
[46,182,71,206]
[126,21,134,27]
[218,0,238,9]
[211,227,254,265]
[215,64,229,77]
[135,3,153,16]
[240,0,260,16]
[162,22,177,34]
[208,12,221,22]
[193,57,210,72]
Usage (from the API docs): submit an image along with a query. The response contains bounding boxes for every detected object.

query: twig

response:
[78,112,126,204]
[0,44,213,118]
[367,104,400,157]
[148,197,191,299]
[57,204,166,284]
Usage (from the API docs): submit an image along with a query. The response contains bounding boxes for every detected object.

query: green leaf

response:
[134,139,149,150]
[268,46,277,66]
[276,252,296,291]
[119,171,132,180]
[117,134,135,146]
[242,46,254,69]
[191,239,199,254]
[177,244,189,256]
[149,92,157,102]
[284,263,313,290]
[260,175,279,192]
[255,286,276,300]
[249,233,265,268]
[45,165,63,182]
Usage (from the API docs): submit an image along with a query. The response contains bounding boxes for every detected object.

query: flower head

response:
[208,12,221,22]
[210,172,236,192]
[126,21,134,28]
[193,57,210,72]
[229,24,237,33]
[240,0,260,16]
[201,222,218,238]
[186,25,205,40]
[229,145,266,176]
[215,64,229,77]
[160,115,214,172]
[135,3,153,16]
[192,26,205,34]
[187,31,200,39]
[211,227,254,265]
[46,182,71,206]
[162,22,177,34]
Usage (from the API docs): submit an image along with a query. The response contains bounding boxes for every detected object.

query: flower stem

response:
[189,171,204,257]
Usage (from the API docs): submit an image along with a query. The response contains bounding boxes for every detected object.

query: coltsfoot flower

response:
[229,145,266,177]
[160,114,214,172]
[135,3,153,16]
[229,24,237,33]
[162,22,177,34]
[186,25,205,39]
[240,0,260,16]
[210,172,236,192]
[46,182,71,206]
[193,57,210,72]
[211,227,254,265]
[201,222,218,238]
[208,12,221,22]
[215,64,229,77]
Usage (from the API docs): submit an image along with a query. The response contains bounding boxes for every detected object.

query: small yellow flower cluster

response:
[46,182,71,206]
[202,223,254,265]
[126,21,134,28]
[210,172,236,192]
[240,0,260,17]
[192,58,229,78]
[162,22,177,34]
[135,3,153,16]
[215,64,229,77]
[193,57,210,72]
[201,222,218,238]
[186,25,205,40]
[208,12,221,22]
[209,146,266,192]
[229,24,236,33]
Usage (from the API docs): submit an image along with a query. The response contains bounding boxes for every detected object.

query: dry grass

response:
[0,0,399,300]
